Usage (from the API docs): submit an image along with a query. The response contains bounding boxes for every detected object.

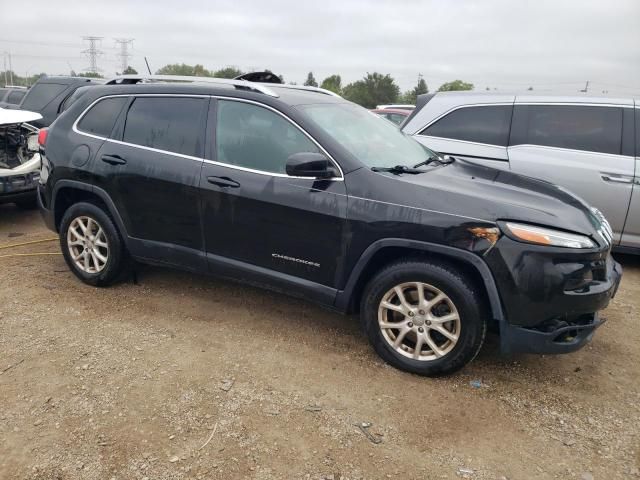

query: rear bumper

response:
[499,259,622,354]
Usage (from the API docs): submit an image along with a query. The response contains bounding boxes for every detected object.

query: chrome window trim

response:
[417,103,513,148]
[507,143,634,159]
[514,102,633,108]
[415,134,509,150]
[72,93,344,181]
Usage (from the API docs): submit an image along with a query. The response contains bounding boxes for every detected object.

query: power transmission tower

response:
[114,38,134,73]
[82,36,104,74]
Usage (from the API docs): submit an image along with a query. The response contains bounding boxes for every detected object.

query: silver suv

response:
[402,93,640,252]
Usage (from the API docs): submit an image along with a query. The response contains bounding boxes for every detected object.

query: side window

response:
[77,97,128,137]
[123,97,206,157]
[635,107,640,157]
[389,113,406,126]
[420,105,513,146]
[21,83,67,110]
[6,90,25,104]
[216,100,319,174]
[509,105,623,155]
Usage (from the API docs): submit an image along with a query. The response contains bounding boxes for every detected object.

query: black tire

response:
[59,202,127,287]
[360,259,487,376]
[15,197,38,210]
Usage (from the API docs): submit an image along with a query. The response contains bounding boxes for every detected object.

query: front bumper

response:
[0,171,39,204]
[486,237,622,354]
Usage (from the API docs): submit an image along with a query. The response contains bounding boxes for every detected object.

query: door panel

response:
[200,163,347,287]
[508,145,633,242]
[620,108,639,248]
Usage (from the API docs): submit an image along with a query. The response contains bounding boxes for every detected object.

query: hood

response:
[362,159,600,236]
[0,108,43,126]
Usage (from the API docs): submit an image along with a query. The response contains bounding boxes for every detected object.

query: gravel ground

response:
[1,204,639,480]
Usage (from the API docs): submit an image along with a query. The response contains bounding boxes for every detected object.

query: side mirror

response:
[285,152,337,179]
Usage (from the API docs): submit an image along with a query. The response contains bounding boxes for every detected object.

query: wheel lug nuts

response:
[419,310,425,315]
[408,322,413,328]
[418,327,424,333]
[408,311,415,317]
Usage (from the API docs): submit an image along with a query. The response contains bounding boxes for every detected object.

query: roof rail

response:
[104,74,279,97]
[263,83,341,97]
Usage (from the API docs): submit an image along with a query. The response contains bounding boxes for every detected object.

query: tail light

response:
[38,128,48,147]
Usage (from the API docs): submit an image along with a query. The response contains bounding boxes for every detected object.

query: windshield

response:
[300,103,439,168]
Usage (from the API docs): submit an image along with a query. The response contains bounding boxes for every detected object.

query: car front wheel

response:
[361,259,487,376]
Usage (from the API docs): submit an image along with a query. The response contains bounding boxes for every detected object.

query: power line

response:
[114,38,134,73]
[81,36,104,74]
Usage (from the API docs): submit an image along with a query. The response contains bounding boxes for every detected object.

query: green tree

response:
[123,66,138,75]
[437,79,474,92]
[320,75,342,94]
[214,67,243,78]
[400,77,428,105]
[77,72,103,78]
[304,72,318,87]
[342,72,400,108]
[156,63,213,76]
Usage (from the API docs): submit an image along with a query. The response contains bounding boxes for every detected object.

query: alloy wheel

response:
[378,282,461,361]
[67,216,109,274]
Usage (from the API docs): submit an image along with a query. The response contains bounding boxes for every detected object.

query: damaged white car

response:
[0,108,42,209]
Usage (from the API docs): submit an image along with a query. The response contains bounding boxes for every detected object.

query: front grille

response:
[591,208,612,247]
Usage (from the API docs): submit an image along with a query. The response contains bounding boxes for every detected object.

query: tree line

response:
[1,63,474,108]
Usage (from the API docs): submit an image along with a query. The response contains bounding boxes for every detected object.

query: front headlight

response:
[504,222,595,249]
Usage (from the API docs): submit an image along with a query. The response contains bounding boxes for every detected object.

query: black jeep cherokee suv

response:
[37,79,622,376]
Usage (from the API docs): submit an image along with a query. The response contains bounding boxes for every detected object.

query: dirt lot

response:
[0,204,638,480]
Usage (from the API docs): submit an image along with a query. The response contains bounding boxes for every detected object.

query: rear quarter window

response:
[21,83,67,110]
[77,97,128,138]
[509,105,623,155]
[420,105,513,146]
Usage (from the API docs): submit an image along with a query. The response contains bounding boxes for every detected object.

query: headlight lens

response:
[505,222,595,249]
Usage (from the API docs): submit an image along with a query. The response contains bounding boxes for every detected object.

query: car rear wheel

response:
[59,202,127,287]
[361,259,486,376]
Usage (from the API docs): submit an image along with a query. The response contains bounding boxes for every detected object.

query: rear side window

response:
[21,83,67,110]
[420,105,513,146]
[77,97,128,137]
[636,108,640,156]
[216,100,319,174]
[122,97,206,157]
[0,88,8,99]
[510,105,623,155]
[6,90,25,104]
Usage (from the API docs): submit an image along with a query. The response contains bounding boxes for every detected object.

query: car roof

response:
[76,82,348,107]
[34,76,106,86]
[433,90,634,106]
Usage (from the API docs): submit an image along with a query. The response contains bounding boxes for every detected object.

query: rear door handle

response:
[101,154,127,166]
[207,176,240,188]
[601,173,633,184]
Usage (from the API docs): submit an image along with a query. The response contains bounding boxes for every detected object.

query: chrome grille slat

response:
[591,208,612,248]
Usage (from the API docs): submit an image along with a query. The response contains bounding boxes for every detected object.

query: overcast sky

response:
[1,0,639,94]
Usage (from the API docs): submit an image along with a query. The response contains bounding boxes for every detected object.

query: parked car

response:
[0,108,43,208]
[401,92,640,252]
[38,76,621,376]
[0,86,27,108]
[5,76,103,128]
[376,104,415,111]
[371,108,411,126]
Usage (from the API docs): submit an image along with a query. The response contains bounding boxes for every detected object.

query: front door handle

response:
[207,176,240,188]
[101,154,127,166]
[600,173,633,184]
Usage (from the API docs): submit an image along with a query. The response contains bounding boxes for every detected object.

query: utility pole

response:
[114,38,134,73]
[82,36,104,75]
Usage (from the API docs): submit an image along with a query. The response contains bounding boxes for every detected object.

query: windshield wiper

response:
[413,155,455,169]
[371,165,426,174]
